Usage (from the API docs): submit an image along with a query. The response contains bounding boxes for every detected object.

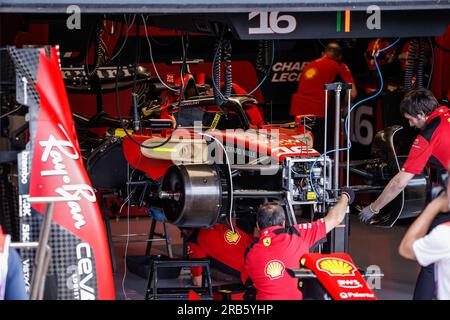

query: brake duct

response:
[159,163,289,227]
[159,164,229,227]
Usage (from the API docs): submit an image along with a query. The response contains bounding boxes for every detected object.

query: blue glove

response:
[359,204,378,224]
[149,207,165,222]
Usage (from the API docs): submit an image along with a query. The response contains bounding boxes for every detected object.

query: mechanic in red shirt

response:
[359,88,450,299]
[243,188,354,300]
[360,89,450,222]
[182,223,255,287]
[290,42,357,153]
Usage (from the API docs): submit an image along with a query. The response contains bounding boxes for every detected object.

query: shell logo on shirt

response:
[224,229,241,245]
[317,258,356,276]
[265,260,285,280]
[304,67,317,79]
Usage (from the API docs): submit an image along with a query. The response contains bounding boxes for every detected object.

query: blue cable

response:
[309,38,401,198]
[249,41,276,95]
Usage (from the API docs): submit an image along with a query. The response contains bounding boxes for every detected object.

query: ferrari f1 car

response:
[79,66,333,229]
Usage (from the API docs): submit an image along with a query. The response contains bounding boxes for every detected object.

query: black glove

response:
[340,187,355,205]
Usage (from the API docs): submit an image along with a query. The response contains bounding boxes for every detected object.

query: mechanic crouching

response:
[242,188,354,300]
[181,223,255,287]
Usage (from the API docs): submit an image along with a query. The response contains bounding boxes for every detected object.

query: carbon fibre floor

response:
[110,214,420,300]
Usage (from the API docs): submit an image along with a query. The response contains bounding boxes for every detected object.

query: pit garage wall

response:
[1,15,450,160]
[1,15,449,98]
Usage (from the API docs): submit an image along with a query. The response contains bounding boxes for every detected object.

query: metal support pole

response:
[29,202,54,300]
[145,218,157,256]
[334,85,341,195]
[323,82,352,254]
[323,89,328,207]
[37,246,52,300]
[163,222,173,259]
[346,88,352,187]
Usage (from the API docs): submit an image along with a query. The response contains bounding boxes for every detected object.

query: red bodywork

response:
[123,128,319,180]
[28,47,115,299]
[301,253,377,300]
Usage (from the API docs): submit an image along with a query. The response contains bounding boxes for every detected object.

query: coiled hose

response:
[416,38,426,89]
[256,40,272,74]
[87,22,108,78]
[213,38,232,106]
[404,39,417,92]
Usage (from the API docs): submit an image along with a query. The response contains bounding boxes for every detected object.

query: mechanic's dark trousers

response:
[413,211,450,300]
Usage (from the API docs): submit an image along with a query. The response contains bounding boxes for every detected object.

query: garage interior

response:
[1,1,450,301]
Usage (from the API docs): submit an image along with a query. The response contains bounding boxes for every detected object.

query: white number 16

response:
[249,12,297,35]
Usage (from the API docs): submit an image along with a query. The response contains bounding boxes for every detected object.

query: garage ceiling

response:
[1,0,450,13]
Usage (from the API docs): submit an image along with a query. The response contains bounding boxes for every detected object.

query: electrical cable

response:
[0,105,22,119]
[84,22,96,78]
[110,14,136,62]
[120,146,143,300]
[317,39,327,48]
[118,187,136,214]
[248,41,275,95]
[141,14,178,93]
[197,131,235,233]
[428,37,434,89]
[180,34,187,101]
[131,18,141,132]
[121,164,135,300]
[114,42,178,150]
[309,38,401,197]
[121,163,131,300]
[102,16,117,36]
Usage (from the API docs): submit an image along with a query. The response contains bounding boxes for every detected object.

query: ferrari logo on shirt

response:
[224,229,241,245]
[317,258,356,276]
[265,260,285,280]
[263,237,271,247]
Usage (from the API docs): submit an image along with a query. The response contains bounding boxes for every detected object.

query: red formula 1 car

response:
[78,65,333,230]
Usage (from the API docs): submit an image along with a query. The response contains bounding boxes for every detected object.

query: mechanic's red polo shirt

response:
[290,56,355,118]
[243,219,327,300]
[402,106,450,175]
[187,224,254,282]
